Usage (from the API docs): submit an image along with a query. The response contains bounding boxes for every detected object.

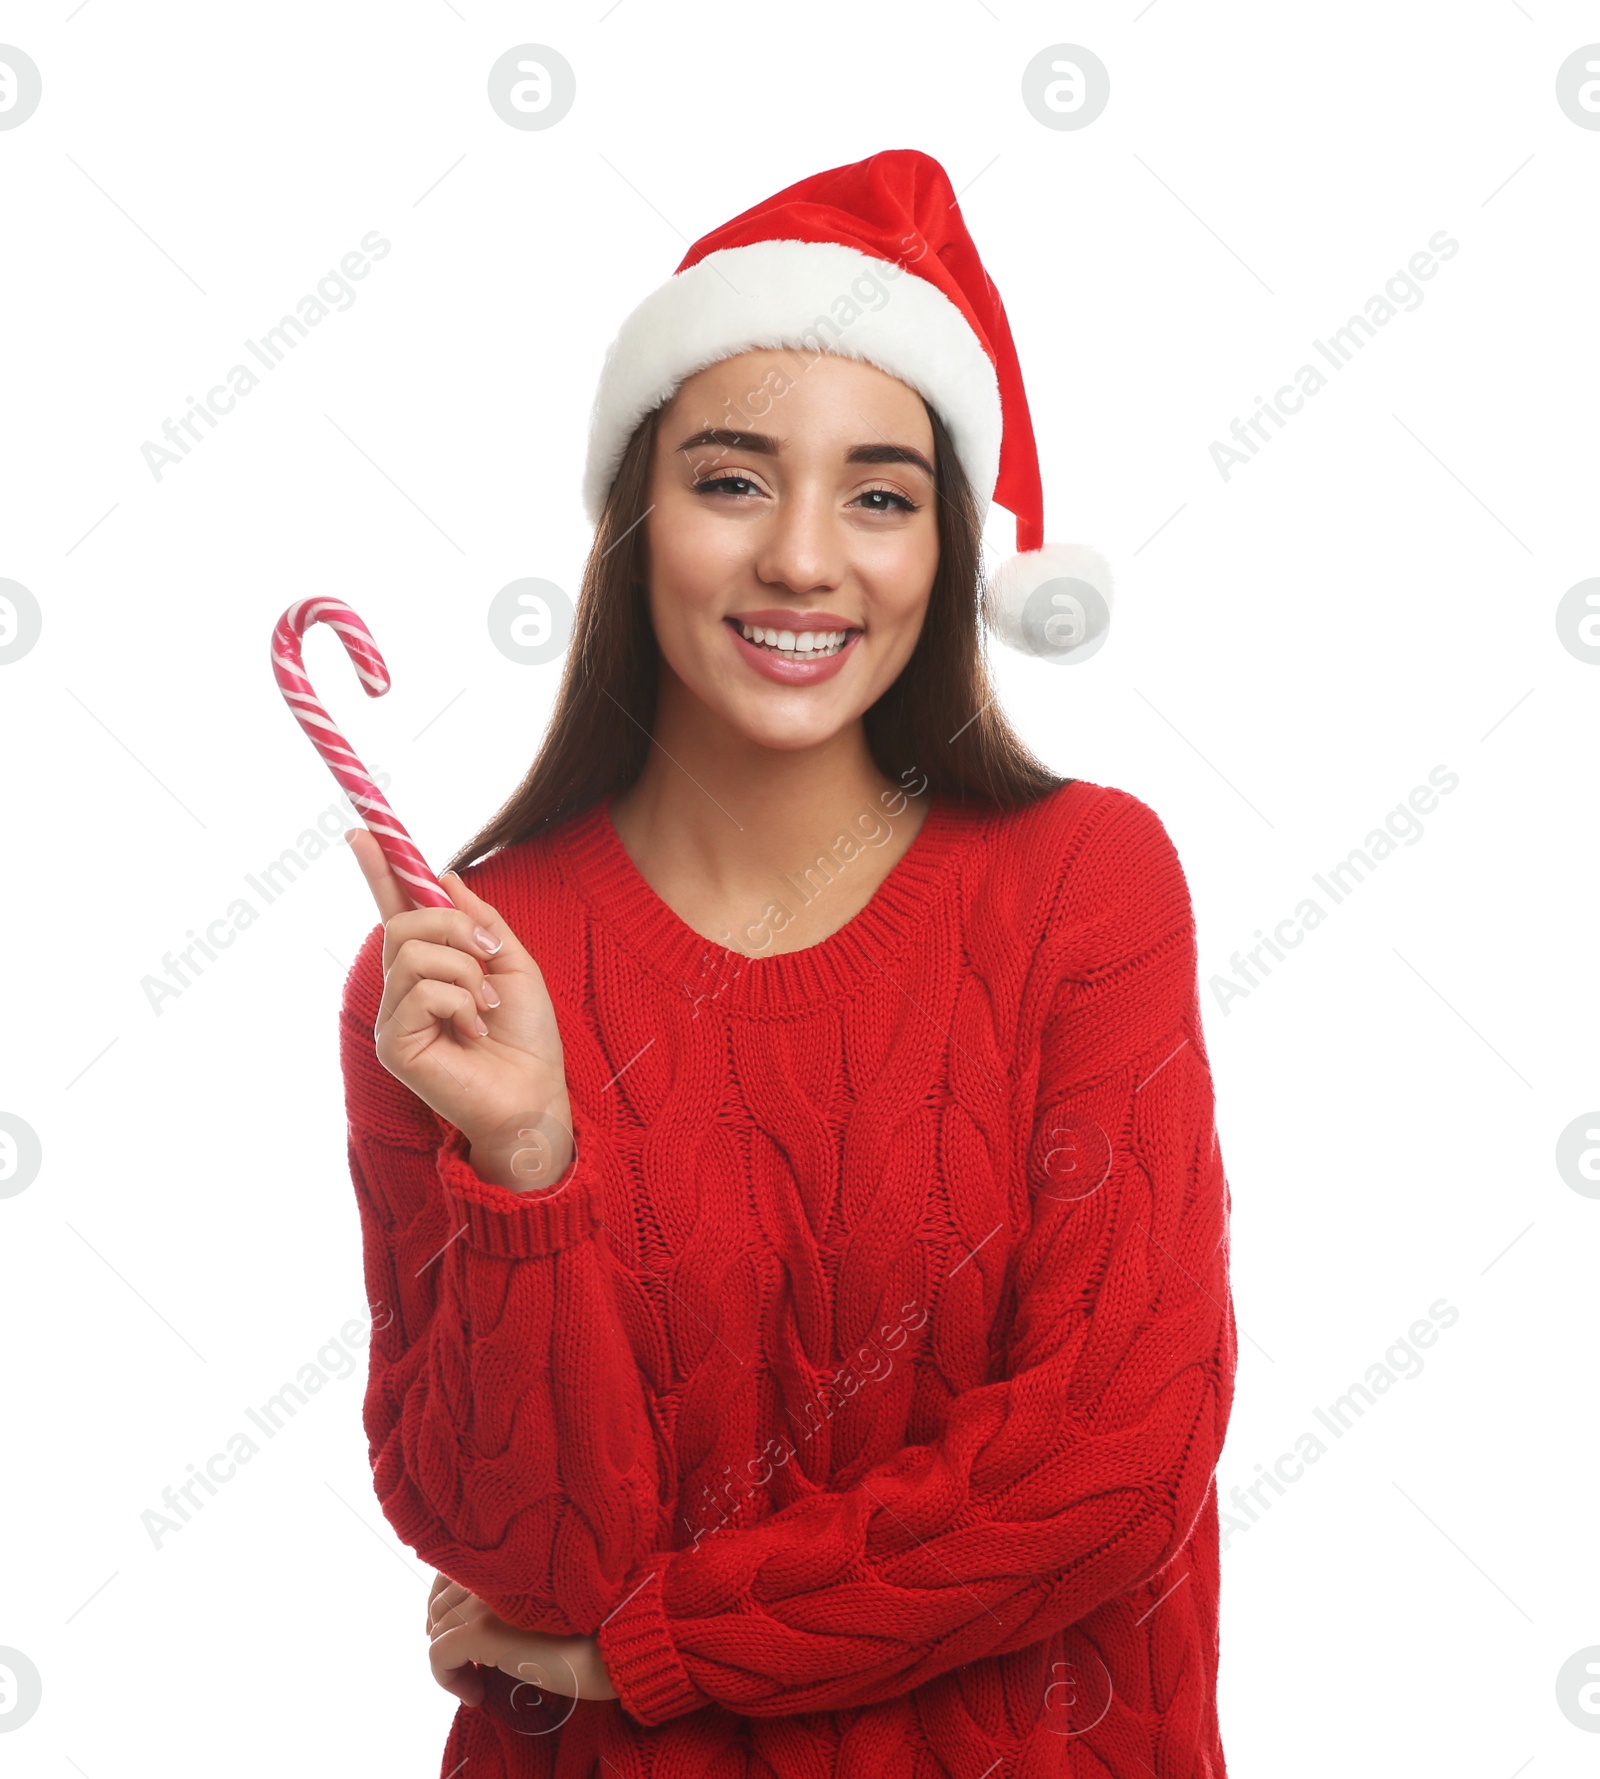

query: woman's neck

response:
[606,716,930,958]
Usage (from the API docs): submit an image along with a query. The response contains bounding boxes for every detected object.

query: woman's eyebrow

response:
[677,428,778,456]
[847,443,934,478]
[675,429,934,481]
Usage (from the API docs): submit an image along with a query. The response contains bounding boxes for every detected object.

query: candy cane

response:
[271,598,454,910]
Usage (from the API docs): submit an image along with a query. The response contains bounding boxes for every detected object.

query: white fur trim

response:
[582,239,1002,521]
[983,543,1115,662]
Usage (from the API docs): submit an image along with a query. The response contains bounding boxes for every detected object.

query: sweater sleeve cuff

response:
[433,1101,608,1258]
[596,1560,708,1726]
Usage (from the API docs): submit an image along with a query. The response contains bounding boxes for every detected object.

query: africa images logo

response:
[1209,230,1459,482]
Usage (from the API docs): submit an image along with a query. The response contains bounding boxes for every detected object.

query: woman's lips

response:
[724,617,861,685]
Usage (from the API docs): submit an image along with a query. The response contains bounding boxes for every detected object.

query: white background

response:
[2,2,1596,1772]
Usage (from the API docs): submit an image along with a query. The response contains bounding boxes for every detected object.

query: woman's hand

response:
[348,829,575,1191]
[425,1571,619,1708]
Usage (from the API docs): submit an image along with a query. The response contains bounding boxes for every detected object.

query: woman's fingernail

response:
[474,1015,489,1037]
[474,925,502,954]
[481,981,501,1008]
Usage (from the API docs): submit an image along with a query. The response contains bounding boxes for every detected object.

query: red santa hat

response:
[582,147,1113,662]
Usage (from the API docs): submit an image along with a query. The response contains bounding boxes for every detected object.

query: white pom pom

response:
[982,543,1115,662]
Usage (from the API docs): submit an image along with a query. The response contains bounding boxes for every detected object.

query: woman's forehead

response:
[662,349,933,445]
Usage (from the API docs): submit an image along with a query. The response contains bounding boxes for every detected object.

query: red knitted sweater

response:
[339,777,1236,1776]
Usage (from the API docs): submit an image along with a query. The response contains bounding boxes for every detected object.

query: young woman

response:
[339,150,1236,1777]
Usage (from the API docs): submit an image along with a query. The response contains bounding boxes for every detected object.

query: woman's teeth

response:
[737,623,851,658]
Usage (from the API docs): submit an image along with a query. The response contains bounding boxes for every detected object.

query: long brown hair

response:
[444,394,1066,872]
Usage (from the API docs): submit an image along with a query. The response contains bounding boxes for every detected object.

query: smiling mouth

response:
[723,617,861,659]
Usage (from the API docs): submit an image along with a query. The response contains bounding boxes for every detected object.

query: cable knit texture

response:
[338,777,1236,1776]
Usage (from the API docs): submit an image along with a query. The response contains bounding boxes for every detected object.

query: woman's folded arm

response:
[592,793,1238,1725]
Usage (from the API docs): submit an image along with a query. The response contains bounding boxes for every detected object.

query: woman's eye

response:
[693,475,761,498]
[691,478,918,511]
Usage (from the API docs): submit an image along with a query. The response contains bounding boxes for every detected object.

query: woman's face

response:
[641,349,940,754]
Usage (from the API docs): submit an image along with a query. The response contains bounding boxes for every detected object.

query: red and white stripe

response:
[270,599,453,910]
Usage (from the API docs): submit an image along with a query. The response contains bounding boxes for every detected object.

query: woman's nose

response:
[752,491,844,593]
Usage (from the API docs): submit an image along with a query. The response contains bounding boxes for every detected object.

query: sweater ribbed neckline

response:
[554,790,981,1016]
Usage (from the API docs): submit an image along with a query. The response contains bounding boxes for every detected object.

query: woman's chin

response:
[714,693,856,755]
[661,647,874,754]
